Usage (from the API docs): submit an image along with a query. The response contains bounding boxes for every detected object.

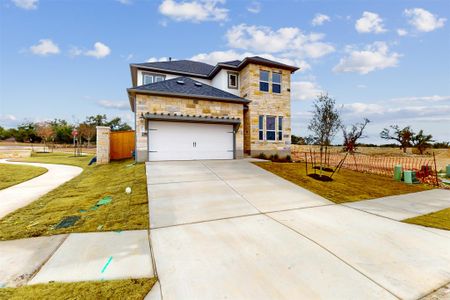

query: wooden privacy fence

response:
[291,149,435,177]
[110,130,135,160]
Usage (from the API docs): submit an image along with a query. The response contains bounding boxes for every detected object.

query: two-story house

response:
[127,56,299,162]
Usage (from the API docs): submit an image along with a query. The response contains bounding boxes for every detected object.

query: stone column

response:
[96,126,110,164]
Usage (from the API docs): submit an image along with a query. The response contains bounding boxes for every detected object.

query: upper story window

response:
[228,72,238,89]
[272,72,281,94]
[143,73,165,85]
[259,70,269,92]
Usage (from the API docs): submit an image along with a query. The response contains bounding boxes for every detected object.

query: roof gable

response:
[132,60,214,77]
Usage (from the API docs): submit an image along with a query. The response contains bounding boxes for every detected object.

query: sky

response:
[0,0,449,144]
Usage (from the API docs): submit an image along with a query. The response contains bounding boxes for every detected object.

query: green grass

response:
[0,153,148,241]
[403,208,450,231]
[254,162,432,204]
[0,278,156,300]
[16,152,93,168]
[0,163,47,190]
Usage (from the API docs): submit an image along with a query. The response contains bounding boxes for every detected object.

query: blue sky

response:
[0,0,449,144]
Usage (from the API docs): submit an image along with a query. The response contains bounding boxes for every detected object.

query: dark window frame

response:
[272,72,282,94]
[227,72,239,89]
[259,70,270,92]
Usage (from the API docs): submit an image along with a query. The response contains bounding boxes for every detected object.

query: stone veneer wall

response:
[134,94,244,162]
[240,63,292,157]
[96,126,110,164]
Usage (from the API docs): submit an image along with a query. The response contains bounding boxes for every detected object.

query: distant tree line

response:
[0,114,131,144]
[291,94,449,155]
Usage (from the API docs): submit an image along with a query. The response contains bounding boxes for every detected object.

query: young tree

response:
[380,125,414,153]
[308,93,341,174]
[107,117,132,131]
[78,123,96,147]
[342,118,370,154]
[412,129,434,154]
[35,122,54,152]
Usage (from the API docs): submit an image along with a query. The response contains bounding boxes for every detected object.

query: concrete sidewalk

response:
[0,159,82,219]
[147,160,450,300]
[0,230,154,288]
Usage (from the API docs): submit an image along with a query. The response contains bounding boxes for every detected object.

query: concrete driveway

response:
[147,160,450,300]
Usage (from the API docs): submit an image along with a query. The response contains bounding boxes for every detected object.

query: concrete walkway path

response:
[0,159,82,219]
[0,230,154,288]
[147,160,450,300]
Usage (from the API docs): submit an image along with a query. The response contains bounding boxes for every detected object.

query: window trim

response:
[259,70,270,92]
[272,72,282,94]
[258,115,284,142]
[227,72,239,89]
[142,72,166,85]
[277,116,283,141]
[258,115,264,141]
[265,115,276,141]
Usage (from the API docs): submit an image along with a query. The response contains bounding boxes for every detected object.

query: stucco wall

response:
[240,63,292,157]
[211,69,240,96]
[134,94,244,162]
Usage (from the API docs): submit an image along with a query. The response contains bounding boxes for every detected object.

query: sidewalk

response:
[0,159,83,219]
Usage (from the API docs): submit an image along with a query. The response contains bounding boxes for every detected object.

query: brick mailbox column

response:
[96,126,110,164]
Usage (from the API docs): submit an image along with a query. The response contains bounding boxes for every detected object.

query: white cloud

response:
[247,1,261,14]
[396,28,408,36]
[390,95,450,104]
[333,42,400,74]
[356,84,367,88]
[12,0,38,10]
[404,8,446,32]
[29,39,60,56]
[85,42,111,59]
[190,50,310,70]
[158,0,228,22]
[98,100,129,110]
[116,0,132,4]
[355,11,386,34]
[225,24,334,58]
[71,42,111,59]
[311,14,330,26]
[147,56,170,62]
[291,81,323,101]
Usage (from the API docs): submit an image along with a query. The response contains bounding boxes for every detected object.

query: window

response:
[142,73,165,85]
[258,115,264,140]
[272,72,281,94]
[278,116,283,140]
[259,70,269,92]
[266,116,276,141]
[228,73,238,89]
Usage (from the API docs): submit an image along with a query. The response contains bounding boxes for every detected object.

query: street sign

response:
[72,129,78,137]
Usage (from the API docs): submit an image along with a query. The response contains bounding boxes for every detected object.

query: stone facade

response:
[135,94,244,162]
[96,126,110,164]
[240,63,291,157]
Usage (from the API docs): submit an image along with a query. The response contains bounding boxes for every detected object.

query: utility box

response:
[404,170,418,184]
[394,165,402,181]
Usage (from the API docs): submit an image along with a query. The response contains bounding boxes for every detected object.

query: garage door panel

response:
[148,121,234,161]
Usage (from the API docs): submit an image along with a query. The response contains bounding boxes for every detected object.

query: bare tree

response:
[35,122,54,152]
[412,129,434,154]
[78,123,96,148]
[308,93,341,175]
[380,125,414,153]
[342,118,370,154]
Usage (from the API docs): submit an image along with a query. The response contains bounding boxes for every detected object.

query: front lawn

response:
[254,162,432,204]
[403,208,450,231]
[0,163,47,190]
[0,153,148,240]
[0,278,156,300]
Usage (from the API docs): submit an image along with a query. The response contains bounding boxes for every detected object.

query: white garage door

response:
[147,121,234,161]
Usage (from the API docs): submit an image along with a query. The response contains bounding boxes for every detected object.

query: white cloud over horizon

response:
[97,100,129,110]
[355,11,387,34]
[12,0,38,10]
[29,39,60,56]
[333,42,400,74]
[70,42,111,59]
[291,81,323,101]
[404,8,446,32]
[158,0,228,22]
[247,1,261,14]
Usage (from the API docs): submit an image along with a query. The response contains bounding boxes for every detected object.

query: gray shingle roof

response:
[133,60,214,77]
[218,60,242,67]
[128,77,249,103]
